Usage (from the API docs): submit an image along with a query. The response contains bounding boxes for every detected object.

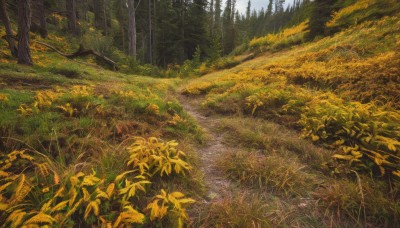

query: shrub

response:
[0,137,195,227]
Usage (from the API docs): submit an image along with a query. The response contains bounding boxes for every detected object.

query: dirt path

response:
[179,96,236,202]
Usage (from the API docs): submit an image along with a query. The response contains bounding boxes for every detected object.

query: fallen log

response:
[2,35,118,70]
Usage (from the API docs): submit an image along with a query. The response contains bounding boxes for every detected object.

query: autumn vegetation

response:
[1,0,400,227]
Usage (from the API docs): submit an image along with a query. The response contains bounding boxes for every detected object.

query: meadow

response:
[1,0,400,226]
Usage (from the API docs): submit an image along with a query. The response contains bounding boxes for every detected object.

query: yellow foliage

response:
[34,90,60,108]
[249,20,309,49]
[0,93,9,103]
[182,81,215,95]
[6,209,27,227]
[283,20,309,37]
[17,104,34,116]
[71,85,93,97]
[57,103,77,117]
[183,16,400,177]
[1,135,194,227]
[113,205,145,227]
[119,177,151,201]
[146,103,160,115]
[146,189,195,227]
[127,137,191,176]
[327,0,378,27]
[167,113,186,125]
[23,212,56,226]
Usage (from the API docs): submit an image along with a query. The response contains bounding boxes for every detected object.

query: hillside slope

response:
[0,38,205,226]
[182,14,400,227]
[1,1,400,227]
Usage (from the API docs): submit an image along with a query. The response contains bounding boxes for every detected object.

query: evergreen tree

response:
[267,0,273,17]
[275,0,285,13]
[246,0,251,20]
[308,0,336,40]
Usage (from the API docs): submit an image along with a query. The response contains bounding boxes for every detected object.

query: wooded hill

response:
[0,0,400,227]
[1,0,372,72]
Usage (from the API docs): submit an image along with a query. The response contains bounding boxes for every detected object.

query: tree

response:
[127,0,137,59]
[246,0,251,20]
[209,0,214,36]
[222,0,236,54]
[32,0,48,38]
[66,0,78,35]
[308,0,336,40]
[267,0,273,17]
[275,0,285,13]
[147,0,152,63]
[185,0,208,59]
[17,0,32,65]
[93,0,105,30]
[0,0,17,57]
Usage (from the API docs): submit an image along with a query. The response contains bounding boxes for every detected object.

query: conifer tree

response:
[308,0,336,40]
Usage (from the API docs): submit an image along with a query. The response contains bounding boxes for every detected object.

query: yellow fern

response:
[23,212,55,226]
[113,205,145,227]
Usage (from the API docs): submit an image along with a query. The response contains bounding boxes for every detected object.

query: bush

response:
[0,137,195,227]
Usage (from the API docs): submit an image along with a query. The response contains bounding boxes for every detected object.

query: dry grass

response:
[217,150,317,196]
[217,117,333,168]
[313,177,400,226]
[191,192,271,227]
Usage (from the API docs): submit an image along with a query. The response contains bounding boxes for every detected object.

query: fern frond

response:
[23,212,55,225]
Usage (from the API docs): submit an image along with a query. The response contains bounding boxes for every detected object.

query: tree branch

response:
[2,35,118,70]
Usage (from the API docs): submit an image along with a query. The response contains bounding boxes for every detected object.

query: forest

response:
[0,0,399,227]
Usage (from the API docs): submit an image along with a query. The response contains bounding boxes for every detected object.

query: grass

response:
[182,14,400,178]
[181,12,400,226]
[191,192,272,227]
[217,150,317,196]
[217,117,333,168]
[313,176,400,226]
[1,2,399,226]
[0,29,204,227]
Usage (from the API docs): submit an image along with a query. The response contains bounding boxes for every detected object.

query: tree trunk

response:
[179,0,185,63]
[77,0,89,22]
[103,4,108,35]
[148,0,152,64]
[152,0,156,64]
[37,0,47,38]
[66,0,77,35]
[210,0,214,36]
[0,0,17,57]
[127,0,136,59]
[17,0,32,65]
[93,0,105,30]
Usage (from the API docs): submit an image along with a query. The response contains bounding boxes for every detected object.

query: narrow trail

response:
[179,96,236,202]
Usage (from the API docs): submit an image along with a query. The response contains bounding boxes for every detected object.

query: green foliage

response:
[307,0,337,40]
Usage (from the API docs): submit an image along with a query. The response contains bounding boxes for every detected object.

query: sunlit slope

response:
[183,15,400,177]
